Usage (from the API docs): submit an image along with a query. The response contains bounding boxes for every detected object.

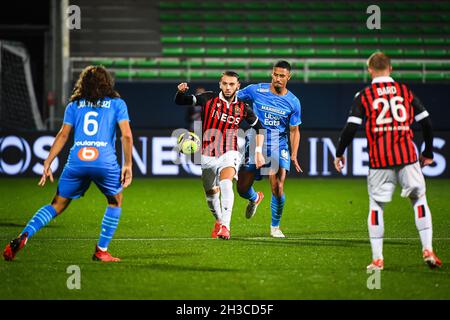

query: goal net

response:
[0,41,44,130]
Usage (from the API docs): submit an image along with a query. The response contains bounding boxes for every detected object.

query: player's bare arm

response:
[38,124,72,187]
[119,120,133,188]
[289,125,302,173]
[255,133,265,169]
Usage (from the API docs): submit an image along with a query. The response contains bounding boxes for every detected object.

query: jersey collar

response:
[219,92,238,109]
[372,76,394,84]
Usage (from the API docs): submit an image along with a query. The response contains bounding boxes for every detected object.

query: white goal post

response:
[0,41,45,130]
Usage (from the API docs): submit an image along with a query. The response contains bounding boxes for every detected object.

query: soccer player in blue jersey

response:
[3,66,133,262]
[237,61,302,238]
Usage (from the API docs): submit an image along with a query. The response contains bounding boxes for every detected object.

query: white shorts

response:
[368,162,426,203]
[201,150,242,191]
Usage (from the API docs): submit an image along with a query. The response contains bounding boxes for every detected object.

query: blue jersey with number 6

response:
[63,98,130,168]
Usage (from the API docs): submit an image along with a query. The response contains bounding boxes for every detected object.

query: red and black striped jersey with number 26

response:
[347,76,430,169]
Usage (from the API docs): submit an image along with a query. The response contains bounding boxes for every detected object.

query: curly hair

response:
[70,65,120,103]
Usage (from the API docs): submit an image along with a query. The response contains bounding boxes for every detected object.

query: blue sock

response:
[271,194,286,227]
[239,186,258,202]
[22,205,57,238]
[98,206,122,250]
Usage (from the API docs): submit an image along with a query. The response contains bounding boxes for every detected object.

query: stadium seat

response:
[206,48,227,55]
[227,61,247,68]
[425,73,446,81]
[228,48,250,56]
[162,47,183,56]
[334,37,357,44]
[272,48,294,56]
[114,60,132,67]
[426,62,450,70]
[135,71,158,79]
[114,70,134,79]
[425,49,448,57]
[94,59,114,67]
[159,70,185,78]
[249,37,270,44]
[291,37,313,44]
[393,72,423,81]
[249,70,271,79]
[134,60,158,68]
[270,37,291,44]
[226,37,247,44]
[160,36,181,44]
[203,60,226,68]
[295,48,315,56]
[250,48,272,56]
[184,48,206,56]
[392,62,422,70]
[205,36,226,44]
[423,38,446,45]
[249,61,272,68]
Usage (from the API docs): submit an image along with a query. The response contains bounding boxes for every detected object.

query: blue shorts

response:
[241,137,290,180]
[57,164,122,199]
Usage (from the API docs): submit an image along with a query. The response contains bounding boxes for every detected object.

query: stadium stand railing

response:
[71,57,450,82]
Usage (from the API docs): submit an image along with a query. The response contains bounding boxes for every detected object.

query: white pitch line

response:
[1,237,450,241]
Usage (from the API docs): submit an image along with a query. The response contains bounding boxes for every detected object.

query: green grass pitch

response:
[0,178,449,299]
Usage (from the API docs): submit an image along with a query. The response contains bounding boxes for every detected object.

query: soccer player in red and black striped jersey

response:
[334,52,441,270]
[175,71,265,240]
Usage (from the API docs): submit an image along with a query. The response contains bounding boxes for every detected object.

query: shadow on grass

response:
[119,262,237,273]
[232,237,413,248]
[123,252,200,260]
[0,221,60,229]
[0,222,27,228]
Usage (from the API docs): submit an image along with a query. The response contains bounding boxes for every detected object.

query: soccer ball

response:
[177,132,200,154]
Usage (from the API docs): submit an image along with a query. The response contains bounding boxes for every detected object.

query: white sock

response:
[411,195,433,251]
[219,179,234,230]
[368,197,385,260]
[206,192,222,223]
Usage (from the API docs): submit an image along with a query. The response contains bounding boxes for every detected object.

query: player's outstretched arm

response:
[38,124,72,186]
[289,125,302,173]
[174,82,195,105]
[119,120,133,188]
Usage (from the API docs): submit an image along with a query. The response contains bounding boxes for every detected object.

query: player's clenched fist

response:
[177,82,189,93]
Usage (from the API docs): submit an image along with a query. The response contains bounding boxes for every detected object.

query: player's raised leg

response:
[367,197,385,270]
[3,195,71,261]
[217,167,236,240]
[269,169,287,238]
[237,169,264,219]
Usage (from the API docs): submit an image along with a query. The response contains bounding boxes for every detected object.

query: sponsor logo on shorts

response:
[281,149,289,161]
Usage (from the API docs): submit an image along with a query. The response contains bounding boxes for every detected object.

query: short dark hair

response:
[221,70,240,82]
[273,60,291,72]
[367,52,391,71]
